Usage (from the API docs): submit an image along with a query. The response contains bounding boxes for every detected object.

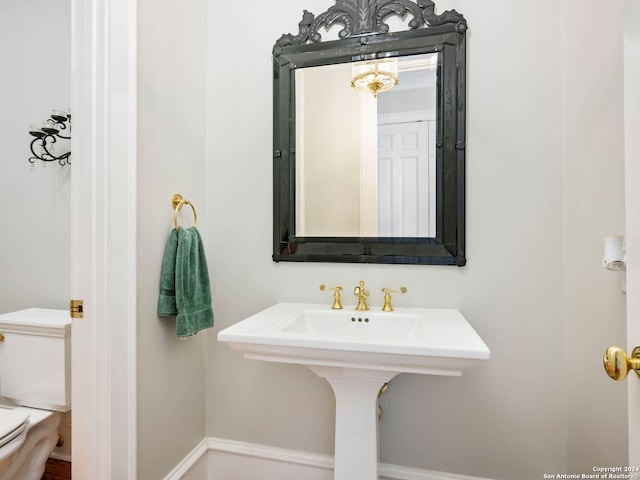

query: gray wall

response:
[205,0,627,479]
[136,0,208,478]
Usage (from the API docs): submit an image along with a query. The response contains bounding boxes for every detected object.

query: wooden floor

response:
[41,458,71,480]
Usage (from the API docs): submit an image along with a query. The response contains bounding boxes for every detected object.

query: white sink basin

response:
[277,309,422,340]
[218,302,490,376]
[218,302,490,480]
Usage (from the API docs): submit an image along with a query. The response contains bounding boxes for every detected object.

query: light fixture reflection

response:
[351,59,399,98]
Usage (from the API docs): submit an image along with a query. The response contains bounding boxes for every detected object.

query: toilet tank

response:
[0,308,71,412]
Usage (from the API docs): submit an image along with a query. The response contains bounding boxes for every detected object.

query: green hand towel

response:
[175,227,214,337]
[157,229,178,316]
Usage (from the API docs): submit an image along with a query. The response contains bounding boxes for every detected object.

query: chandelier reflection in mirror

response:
[28,110,71,167]
[351,58,399,97]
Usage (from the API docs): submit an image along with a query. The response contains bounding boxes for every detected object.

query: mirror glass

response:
[295,53,437,238]
[273,0,467,265]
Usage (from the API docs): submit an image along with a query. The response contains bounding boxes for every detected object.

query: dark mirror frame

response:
[273,0,467,265]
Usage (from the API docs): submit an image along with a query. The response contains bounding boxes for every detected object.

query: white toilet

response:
[0,308,71,480]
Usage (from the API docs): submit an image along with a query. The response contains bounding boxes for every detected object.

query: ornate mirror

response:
[273,0,467,265]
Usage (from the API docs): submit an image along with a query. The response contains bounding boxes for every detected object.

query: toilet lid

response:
[0,409,29,448]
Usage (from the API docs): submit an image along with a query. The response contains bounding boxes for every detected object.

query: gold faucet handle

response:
[381,287,407,312]
[354,280,368,294]
[354,280,370,311]
[320,284,344,310]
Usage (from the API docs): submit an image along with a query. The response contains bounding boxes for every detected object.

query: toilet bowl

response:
[0,406,62,480]
[0,408,29,474]
[0,309,70,480]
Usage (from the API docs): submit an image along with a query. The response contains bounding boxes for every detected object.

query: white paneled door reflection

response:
[377,119,435,237]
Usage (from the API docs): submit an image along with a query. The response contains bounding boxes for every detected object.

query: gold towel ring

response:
[171,193,197,230]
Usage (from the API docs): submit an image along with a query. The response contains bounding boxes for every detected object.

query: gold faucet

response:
[381,287,407,311]
[320,284,343,310]
[354,280,370,311]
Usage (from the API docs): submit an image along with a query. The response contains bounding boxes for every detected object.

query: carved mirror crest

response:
[273,0,467,265]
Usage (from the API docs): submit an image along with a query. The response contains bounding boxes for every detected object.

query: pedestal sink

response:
[217,303,490,480]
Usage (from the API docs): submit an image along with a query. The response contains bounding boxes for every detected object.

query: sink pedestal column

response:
[306,366,400,480]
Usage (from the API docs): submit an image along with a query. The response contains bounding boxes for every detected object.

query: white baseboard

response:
[162,438,209,480]
[162,436,494,480]
[50,452,72,463]
[207,437,494,480]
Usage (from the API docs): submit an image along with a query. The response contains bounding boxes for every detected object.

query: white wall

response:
[205,0,627,479]
[0,0,627,477]
[0,1,70,314]
[137,0,209,478]
[297,63,363,236]
[0,0,72,462]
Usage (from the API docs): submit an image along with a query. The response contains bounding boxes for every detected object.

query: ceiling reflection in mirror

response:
[295,53,438,238]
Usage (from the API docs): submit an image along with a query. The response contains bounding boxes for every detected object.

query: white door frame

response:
[624,0,640,466]
[70,0,137,478]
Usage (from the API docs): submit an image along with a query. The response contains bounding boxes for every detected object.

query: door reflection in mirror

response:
[295,53,437,238]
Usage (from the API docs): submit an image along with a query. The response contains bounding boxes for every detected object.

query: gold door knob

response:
[0,333,4,342]
[603,346,640,381]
